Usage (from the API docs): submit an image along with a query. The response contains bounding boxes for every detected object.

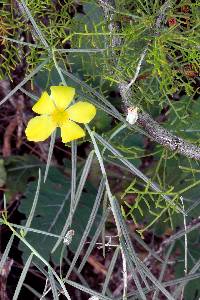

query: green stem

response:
[52,50,67,86]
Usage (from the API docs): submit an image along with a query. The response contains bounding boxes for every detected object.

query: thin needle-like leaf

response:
[153,243,175,300]
[86,125,147,300]
[64,280,113,300]
[3,220,71,300]
[0,35,44,48]
[125,272,200,300]
[61,68,120,116]
[94,132,183,214]
[78,208,110,273]
[51,150,94,253]
[20,0,49,48]
[44,129,57,183]
[102,246,120,295]
[48,268,59,300]
[23,283,45,299]
[0,234,14,273]
[13,253,34,300]
[0,58,49,106]
[66,177,105,279]
[24,169,41,236]
[69,140,77,226]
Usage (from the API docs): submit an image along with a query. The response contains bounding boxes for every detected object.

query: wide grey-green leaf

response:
[19,167,102,264]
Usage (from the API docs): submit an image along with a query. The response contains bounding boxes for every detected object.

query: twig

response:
[138,112,200,160]
[3,117,18,157]
[98,0,200,161]
[87,255,107,276]
[126,46,149,90]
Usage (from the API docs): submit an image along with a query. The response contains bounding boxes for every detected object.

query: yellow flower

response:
[25,86,96,143]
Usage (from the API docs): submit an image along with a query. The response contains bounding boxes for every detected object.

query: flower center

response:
[51,109,69,126]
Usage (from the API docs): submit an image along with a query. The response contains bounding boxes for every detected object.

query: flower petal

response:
[61,120,85,143]
[50,86,75,110]
[32,92,55,114]
[25,116,56,142]
[67,101,96,124]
